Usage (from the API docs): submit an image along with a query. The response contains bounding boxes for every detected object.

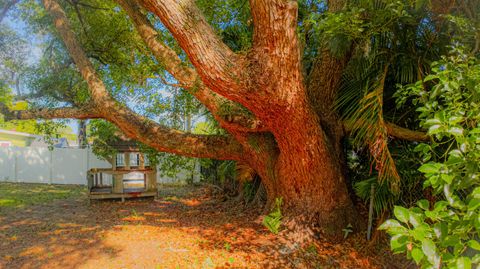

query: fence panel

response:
[0,147,199,185]
[0,148,15,181]
[16,147,51,184]
[52,148,87,184]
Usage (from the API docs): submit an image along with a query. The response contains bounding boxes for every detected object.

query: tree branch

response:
[43,0,111,104]
[250,0,299,58]
[385,122,429,142]
[139,0,249,103]
[116,0,196,85]
[343,120,429,142]
[116,0,266,133]
[0,103,100,121]
[247,0,306,110]
[41,0,245,161]
[1,101,244,160]
[0,0,19,24]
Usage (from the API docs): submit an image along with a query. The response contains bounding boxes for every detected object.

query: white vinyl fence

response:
[0,147,200,185]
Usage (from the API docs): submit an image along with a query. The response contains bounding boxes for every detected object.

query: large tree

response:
[0,0,438,238]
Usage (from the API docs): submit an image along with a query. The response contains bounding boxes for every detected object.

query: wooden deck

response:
[89,190,157,201]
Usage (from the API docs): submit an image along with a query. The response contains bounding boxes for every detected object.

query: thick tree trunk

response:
[255,102,357,239]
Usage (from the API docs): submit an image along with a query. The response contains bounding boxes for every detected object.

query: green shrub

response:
[381,48,480,268]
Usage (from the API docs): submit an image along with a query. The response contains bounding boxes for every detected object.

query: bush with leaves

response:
[380,48,480,268]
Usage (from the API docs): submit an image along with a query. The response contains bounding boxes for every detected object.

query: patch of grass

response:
[0,182,86,210]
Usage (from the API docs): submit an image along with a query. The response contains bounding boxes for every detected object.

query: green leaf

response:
[409,212,424,227]
[448,127,464,136]
[428,124,443,134]
[390,234,408,250]
[379,219,407,234]
[433,222,447,240]
[468,199,480,210]
[425,210,439,220]
[423,241,441,268]
[421,239,437,259]
[411,247,424,264]
[425,118,442,125]
[417,200,430,210]
[411,226,428,241]
[442,235,461,247]
[424,74,438,82]
[467,240,480,250]
[441,174,454,184]
[394,206,410,224]
[418,163,440,174]
[456,257,472,269]
[473,187,480,199]
[433,201,448,211]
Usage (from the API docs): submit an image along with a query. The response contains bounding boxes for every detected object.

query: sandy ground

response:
[0,185,406,269]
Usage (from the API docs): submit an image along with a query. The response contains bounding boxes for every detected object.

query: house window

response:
[116,153,125,167]
[130,153,140,167]
[144,156,150,167]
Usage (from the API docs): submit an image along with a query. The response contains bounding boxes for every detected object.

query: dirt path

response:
[0,185,399,269]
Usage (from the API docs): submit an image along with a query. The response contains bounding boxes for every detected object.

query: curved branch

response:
[139,0,250,104]
[116,0,267,133]
[0,103,100,121]
[41,0,245,161]
[116,0,196,85]
[1,102,244,160]
[43,0,110,104]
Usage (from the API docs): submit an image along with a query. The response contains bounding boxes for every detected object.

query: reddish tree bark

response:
[0,0,427,239]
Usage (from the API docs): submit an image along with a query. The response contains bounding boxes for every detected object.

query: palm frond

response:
[235,162,256,182]
[354,177,396,215]
[337,60,400,191]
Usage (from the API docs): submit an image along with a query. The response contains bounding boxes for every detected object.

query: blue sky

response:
[5,13,79,135]
[3,7,202,137]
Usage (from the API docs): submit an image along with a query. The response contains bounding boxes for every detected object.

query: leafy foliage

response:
[327,0,451,190]
[352,140,426,215]
[263,197,283,235]
[381,49,480,268]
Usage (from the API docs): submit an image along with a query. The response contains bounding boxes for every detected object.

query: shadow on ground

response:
[0,184,402,269]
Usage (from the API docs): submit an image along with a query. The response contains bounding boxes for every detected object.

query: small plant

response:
[224,242,231,252]
[305,244,318,256]
[262,197,283,234]
[342,224,353,239]
[131,209,138,217]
